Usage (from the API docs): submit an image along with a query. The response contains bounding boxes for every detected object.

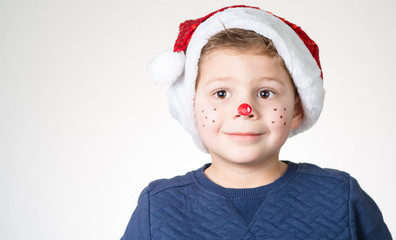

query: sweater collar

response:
[194,161,298,199]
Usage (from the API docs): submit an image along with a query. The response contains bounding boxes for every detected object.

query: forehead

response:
[196,48,292,88]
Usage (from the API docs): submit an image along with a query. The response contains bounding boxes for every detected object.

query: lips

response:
[225,132,263,141]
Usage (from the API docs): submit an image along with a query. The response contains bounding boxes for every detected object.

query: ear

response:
[291,95,303,130]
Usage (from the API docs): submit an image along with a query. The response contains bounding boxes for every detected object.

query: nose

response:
[237,103,254,118]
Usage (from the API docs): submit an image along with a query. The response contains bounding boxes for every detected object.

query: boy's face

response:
[194,48,303,166]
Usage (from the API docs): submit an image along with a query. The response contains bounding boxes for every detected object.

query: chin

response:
[219,148,277,166]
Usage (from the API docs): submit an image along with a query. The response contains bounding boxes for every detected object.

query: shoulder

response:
[287,162,353,195]
[296,162,351,183]
[145,168,200,196]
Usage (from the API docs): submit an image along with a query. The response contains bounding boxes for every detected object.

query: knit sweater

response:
[121,162,392,240]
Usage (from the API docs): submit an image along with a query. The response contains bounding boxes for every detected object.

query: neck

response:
[204,157,288,189]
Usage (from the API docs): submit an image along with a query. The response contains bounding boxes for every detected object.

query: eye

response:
[214,89,230,99]
[258,89,275,99]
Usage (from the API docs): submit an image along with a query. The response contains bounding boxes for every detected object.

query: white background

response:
[1,0,395,239]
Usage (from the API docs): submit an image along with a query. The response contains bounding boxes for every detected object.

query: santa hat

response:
[147,5,325,152]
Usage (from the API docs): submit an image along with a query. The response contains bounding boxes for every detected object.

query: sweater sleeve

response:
[349,177,392,240]
[121,187,151,240]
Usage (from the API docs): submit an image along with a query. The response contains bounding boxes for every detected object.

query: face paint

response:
[282,107,289,126]
[271,107,290,127]
[200,107,219,128]
[283,107,287,126]
[237,103,252,116]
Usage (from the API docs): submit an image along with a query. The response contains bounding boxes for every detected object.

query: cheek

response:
[267,107,293,128]
[196,106,222,131]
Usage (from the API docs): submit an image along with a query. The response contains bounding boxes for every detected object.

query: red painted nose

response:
[238,103,252,116]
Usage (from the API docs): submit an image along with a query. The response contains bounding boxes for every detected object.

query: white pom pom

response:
[147,50,185,87]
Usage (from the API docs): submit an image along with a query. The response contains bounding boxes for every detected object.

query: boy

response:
[122,5,392,239]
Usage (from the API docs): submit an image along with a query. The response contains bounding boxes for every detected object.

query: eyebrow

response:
[254,77,286,86]
[200,78,231,88]
[202,76,286,88]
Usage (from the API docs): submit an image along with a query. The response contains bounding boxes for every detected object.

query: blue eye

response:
[258,89,275,99]
[214,89,230,99]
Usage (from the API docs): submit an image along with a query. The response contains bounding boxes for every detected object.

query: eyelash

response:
[257,88,276,100]
[212,89,230,99]
[211,88,277,100]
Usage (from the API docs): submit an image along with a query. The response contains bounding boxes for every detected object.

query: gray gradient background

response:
[1,0,395,239]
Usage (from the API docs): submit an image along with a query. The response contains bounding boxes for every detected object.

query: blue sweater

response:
[121,162,392,239]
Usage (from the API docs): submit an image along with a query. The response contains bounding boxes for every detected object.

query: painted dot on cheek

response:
[284,108,286,111]
[205,116,207,119]
[214,108,216,111]
[272,121,275,124]
[212,120,215,123]
[280,115,283,119]
[284,122,286,125]
[274,108,277,111]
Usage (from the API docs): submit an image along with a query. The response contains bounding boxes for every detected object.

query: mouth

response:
[224,132,263,141]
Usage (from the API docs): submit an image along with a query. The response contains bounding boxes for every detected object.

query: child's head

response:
[148,5,325,153]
